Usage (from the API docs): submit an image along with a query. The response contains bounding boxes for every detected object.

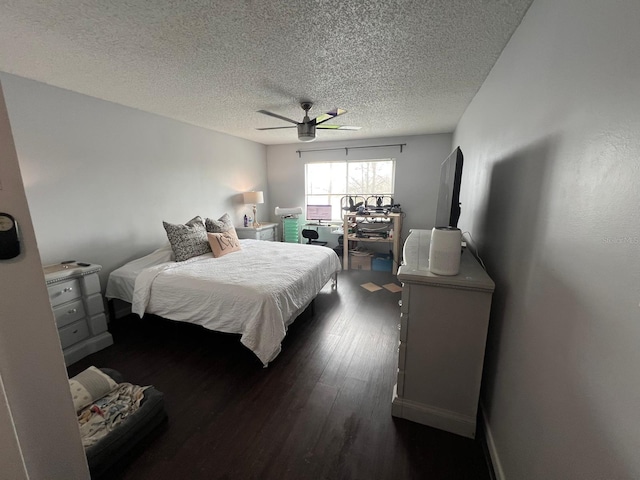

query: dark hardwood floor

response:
[69,270,491,480]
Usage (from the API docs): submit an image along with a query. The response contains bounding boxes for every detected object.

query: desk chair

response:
[301,229,328,246]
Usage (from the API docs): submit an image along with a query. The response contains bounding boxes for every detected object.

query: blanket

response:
[132,240,341,365]
[79,382,148,449]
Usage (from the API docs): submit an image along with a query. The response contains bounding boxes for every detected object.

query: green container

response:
[283,218,300,243]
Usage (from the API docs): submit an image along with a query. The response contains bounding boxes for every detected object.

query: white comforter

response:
[132,240,341,365]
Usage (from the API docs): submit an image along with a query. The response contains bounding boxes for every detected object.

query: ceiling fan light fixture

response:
[257,102,358,141]
[297,123,316,142]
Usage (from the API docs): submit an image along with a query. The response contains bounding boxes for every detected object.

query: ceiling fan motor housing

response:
[297,122,316,142]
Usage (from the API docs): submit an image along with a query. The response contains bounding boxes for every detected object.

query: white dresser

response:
[392,229,495,438]
[44,262,113,365]
[235,223,278,241]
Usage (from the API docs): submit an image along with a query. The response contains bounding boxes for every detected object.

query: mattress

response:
[105,244,174,303]
[107,240,341,365]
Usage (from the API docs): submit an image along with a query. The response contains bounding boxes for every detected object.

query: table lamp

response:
[243,191,264,228]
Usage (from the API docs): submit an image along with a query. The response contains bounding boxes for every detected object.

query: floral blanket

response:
[78,382,148,449]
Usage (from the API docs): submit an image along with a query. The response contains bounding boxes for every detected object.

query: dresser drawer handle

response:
[62,287,73,293]
[397,323,401,330]
[72,329,78,334]
[67,308,77,315]
[398,300,402,307]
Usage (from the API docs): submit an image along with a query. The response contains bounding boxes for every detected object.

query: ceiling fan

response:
[256,102,361,142]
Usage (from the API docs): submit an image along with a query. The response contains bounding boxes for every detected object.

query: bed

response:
[106,239,341,366]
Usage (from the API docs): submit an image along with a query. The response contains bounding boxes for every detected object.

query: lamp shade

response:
[243,191,264,205]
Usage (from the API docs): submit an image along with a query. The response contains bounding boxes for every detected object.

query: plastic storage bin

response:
[283,217,300,243]
[372,254,393,272]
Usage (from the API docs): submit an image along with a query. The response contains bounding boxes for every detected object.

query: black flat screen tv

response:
[434,147,464,228]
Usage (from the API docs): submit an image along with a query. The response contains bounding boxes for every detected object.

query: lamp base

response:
[252,205,260,228]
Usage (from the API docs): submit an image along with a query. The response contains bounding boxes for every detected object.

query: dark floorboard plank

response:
[69,270,490,480]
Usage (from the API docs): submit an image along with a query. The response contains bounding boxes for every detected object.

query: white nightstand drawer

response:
[258,229,275,241]
[53,299,86,328]
[236,223,277,241]
[48,279,81,307]
[58,320,90,349]
[85,292,105,316]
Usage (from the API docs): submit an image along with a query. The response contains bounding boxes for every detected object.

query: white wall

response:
[454,0,640,478]
[0,80,89,478]
[0,72,267,289]
[266,134,452,246]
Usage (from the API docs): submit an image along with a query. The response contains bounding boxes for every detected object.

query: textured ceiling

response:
[0,0,533,145]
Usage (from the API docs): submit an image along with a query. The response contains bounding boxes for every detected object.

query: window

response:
[305,159,396,221]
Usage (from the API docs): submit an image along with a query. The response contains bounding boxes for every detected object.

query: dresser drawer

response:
[58,320,90,349]
[400,286,410,313]
[396,370,405,396]
[48,279,81,307]
[398,341,407,370]
[399,313,408,342]
[52,299,86,328]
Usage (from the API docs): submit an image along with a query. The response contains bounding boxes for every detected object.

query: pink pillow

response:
[207,228,242,257]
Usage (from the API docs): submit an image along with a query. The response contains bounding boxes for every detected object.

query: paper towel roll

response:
[429,227,462,275]
[275,206,303,216]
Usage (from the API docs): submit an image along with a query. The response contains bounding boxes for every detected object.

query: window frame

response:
[304,159,396,222]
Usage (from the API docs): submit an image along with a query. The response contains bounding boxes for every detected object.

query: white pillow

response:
[69,366,117,412]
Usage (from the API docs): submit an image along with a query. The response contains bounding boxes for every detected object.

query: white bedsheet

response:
[105,244,174,303]
[130,240,341,365]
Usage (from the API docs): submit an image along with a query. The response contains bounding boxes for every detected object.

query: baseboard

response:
[391,394,477,439]
[63,333,113,366]
[479,402,505,480]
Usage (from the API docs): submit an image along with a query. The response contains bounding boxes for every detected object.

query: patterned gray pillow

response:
[205,213,234,233]
[163,216,211,262]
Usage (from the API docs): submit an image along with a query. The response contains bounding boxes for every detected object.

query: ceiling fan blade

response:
[257,110,299,125]
[256,126,297,130]
[315,108,347,126]
[317,125,361,130]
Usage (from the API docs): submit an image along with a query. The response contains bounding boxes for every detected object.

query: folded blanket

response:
[78,382,149,449]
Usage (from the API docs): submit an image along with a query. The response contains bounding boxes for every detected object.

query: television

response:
[434,147,464,228]
[306,204,333,223]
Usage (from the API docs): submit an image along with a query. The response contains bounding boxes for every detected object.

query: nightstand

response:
[235,223,278,241]
[44,262,113,365]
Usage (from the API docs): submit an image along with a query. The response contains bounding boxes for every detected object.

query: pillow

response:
[207,229,242,258]
[205,213,234,233]
[163,216,211,262]
[69,366,118,412]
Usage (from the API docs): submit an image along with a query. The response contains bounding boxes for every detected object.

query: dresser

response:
[235,223,278,241]
[44,262,113,365]
[392,229,494,438]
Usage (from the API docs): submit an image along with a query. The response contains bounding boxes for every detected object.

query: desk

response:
[302,223,342,229]
[300,224,343,243]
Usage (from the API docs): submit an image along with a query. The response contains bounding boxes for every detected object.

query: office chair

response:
[333,235,343,257]
[301,229,328,246]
